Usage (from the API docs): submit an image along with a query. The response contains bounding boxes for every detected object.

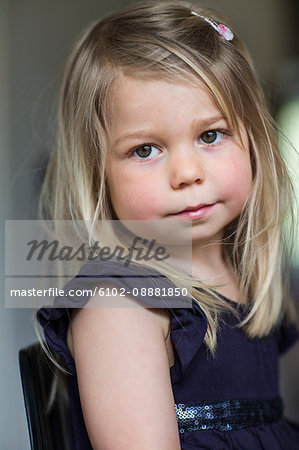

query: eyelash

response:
[126,128,231,161]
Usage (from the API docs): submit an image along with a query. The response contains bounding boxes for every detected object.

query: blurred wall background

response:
[1,0,298,448]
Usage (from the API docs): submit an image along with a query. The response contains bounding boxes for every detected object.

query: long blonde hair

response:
[37,0,297,367]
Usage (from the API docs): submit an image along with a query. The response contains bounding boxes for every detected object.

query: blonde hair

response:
[36,0,297,371]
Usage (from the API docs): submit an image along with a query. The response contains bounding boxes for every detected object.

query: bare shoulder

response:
[67,286,171,359]
[66,284,179,449]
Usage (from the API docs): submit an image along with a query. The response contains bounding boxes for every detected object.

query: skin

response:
[106,76,253,297]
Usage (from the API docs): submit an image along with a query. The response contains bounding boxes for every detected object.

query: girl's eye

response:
[199,130,226,145]
[128,144,160,160]
[127,130,229,161]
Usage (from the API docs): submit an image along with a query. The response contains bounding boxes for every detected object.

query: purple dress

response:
[37,260,299,449]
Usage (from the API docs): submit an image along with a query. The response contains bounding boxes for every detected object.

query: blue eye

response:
[128,144,160,160]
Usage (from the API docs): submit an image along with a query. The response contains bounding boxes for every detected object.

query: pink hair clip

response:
[191,11,234,42]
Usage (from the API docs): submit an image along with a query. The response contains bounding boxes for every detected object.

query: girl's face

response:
[106,76,252,245]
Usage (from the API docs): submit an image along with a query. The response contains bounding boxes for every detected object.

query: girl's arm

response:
[68,285,181,450]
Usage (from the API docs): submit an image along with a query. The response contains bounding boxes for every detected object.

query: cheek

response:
[220,152,253,203]
[108,171,163,217]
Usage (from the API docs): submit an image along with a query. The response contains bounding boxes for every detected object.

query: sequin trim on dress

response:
[175,396,283,433]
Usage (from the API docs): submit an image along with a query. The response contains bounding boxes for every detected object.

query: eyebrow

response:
[112,115,226,146]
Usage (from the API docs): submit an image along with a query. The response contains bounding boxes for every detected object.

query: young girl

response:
[36,0,299,448]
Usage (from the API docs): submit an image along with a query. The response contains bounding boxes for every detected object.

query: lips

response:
[171,203,214,215]
[168,203,216,220]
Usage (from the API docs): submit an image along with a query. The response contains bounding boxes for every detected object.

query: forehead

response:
[106,74,248,151]
[109,75,221,128]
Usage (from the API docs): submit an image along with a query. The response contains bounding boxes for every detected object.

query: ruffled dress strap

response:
[36,306,76,374]
[168,299,208,384]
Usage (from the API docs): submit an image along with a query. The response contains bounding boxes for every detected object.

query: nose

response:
[169,146,205,189]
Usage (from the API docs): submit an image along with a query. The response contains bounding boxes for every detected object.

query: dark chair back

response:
[19,342,71,450]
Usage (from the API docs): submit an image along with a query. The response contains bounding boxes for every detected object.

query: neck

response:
[191,235,240,302]
[192,236,224,280]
